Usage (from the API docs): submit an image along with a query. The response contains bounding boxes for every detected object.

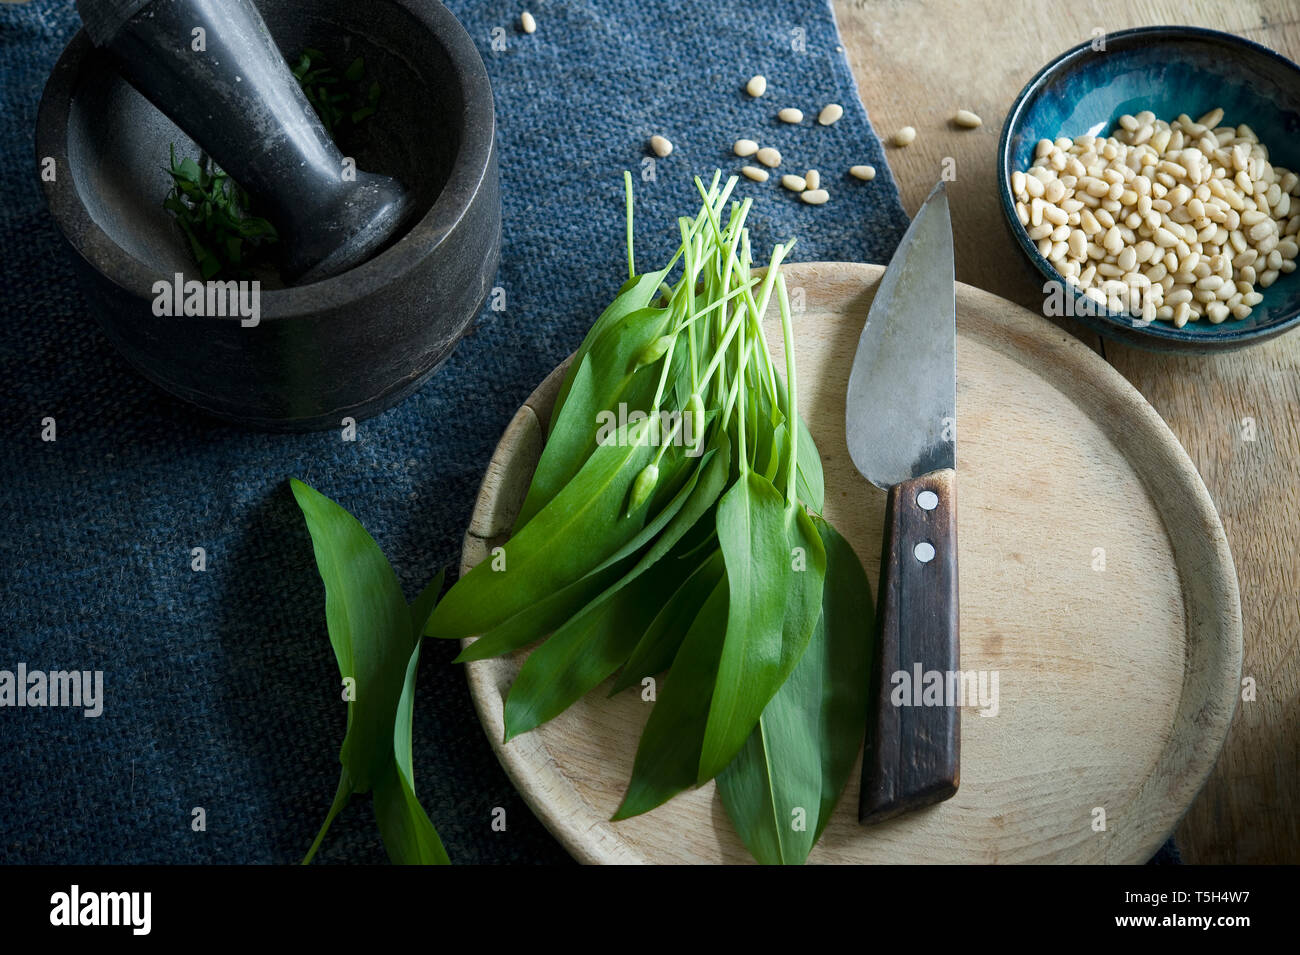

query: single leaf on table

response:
[612,574,730,821]
[373,639,451,865]
[291,478,411,792]
[717,516,874,863]
[424,418,660,642]
[292,481,450,865]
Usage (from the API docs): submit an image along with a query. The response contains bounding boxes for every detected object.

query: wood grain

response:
[861,468,960,824]
[831,0,1299,864]
[460,262,1241,864]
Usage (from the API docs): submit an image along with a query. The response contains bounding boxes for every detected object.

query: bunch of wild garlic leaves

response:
[426,172,874,864]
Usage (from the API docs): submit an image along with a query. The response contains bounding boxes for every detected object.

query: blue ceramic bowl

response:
[998,26,1300,352]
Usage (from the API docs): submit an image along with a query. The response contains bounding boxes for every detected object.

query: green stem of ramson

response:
[735,308,749,471]
[652,413,684,468]
[624,170,635,280]
[721,336,756,429]
[738,230,783,408]
[679,219,700,395]
[672,279,759,336]
[636,173,719,287]
[776,272,798,505]
[694,179,751,292]
[701,240,788,393]
[302,770,351,865]
[739,231,778,406]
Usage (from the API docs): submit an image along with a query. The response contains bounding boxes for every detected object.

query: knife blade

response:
[846,179,959,824]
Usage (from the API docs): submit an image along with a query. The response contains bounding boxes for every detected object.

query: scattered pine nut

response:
[741,165,770,183]
[953,109,983,128]
[805,169,820,190]
[746,75,767,98]
[520,11,536,34]
[818,103,844,126]
[756,146,782,168]
[850,164,876,181]
[893,126,916,147]
[649,135,673,158]
[781,174,807,192]
[778,107,804,124]
[801,189,830,205]
[734,138,759,157]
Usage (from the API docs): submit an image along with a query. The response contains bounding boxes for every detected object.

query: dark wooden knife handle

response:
[859,467,959,824]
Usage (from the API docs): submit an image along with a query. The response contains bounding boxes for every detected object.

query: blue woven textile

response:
[6,0,937,865]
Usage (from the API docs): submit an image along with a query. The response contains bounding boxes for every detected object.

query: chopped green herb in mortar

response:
[163,49,380,281]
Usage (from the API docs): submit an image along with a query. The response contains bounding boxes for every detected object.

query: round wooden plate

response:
[459,262,1242,864]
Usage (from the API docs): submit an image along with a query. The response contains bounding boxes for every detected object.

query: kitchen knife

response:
[846,180,959,824]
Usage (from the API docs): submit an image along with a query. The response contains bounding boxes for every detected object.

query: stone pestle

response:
[76,0,412,284]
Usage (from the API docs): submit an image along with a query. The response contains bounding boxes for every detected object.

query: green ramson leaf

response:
[612,574,730,820]
[425,419,659,642]
[772,374,824,513]
[291,479,411,790]
[502,545,696,739]
[373,640,451,865]
[454,439,710,663]
[717,517,873,863]
[698,470,798,782]
[806,518,873,843]
[409,568,447,639]
[762,422,787,485]
[611,547,725,695]
[292,482,450,866]
[452,558,630,663]
[515,303,676,530]
[548,269,670,427]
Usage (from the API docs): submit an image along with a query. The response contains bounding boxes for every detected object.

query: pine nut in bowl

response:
[998,25,1300,352]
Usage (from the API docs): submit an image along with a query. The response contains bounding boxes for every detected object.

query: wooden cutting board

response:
[458,261,1242,864]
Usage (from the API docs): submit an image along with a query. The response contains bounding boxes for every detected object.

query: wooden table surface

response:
[832,0,1299,864]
